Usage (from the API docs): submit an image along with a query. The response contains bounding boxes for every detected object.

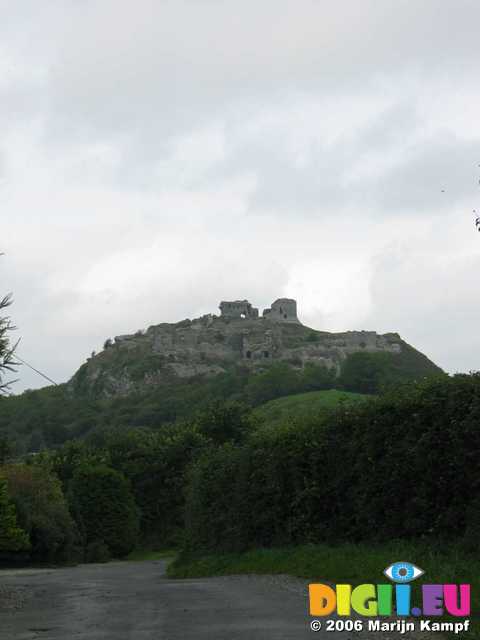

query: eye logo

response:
[309,561,470,619]
[384,561,424,583]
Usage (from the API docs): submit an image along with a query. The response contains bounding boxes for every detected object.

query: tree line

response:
[2,286,471,564]
[0,350,437,456]
[1,373,479,563]
[0,403,251,562]
[184,374,480,552]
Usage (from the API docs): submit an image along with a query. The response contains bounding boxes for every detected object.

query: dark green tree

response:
[70,465,139,558]
[0,477,30,552]
[104,424,207,546]
[0,435,12,463]
[245,363,301,405]
[338,352,391,394]
[194,401,253,443]
[2,463,78,562]
[300,362,335,391]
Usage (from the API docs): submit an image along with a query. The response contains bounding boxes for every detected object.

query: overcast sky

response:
[1,0,480,392]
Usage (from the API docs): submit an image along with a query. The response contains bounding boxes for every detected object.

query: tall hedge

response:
[184,374,480,551]
[69,465,139,558]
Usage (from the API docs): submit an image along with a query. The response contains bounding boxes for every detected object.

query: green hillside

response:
[253,389,368,425]
[0,349,444,455]
[0,306,445,455]
[68,312,443,399]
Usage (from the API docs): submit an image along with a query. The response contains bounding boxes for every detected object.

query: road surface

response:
[0,560,431,639]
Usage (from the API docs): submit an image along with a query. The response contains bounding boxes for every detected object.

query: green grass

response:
[168,543,478,639]
[167,542,477,583]
[253,389,368,425]
[125,548,176,562]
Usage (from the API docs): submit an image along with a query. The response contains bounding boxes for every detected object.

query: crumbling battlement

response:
[263,298,300,324]
[219,300,259,319]
[219,298,301,324]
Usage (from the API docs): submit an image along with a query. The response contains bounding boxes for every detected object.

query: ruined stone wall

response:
[74,294,435,398]
[263,298,300,324]
[219,300,259,319]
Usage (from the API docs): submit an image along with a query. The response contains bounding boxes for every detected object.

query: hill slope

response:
[0,306,444,454]
[70,312,443,398]
[253,389,368,425]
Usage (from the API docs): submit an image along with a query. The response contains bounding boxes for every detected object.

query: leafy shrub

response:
[245,363,302,405]
[69,465,139,558]
[338,352,391,394]
[86,539,111,563]
[300,363,335,391]
[1,464,76,561]
[185,443,249,551]
[0,436,12,463]
[0,477,30,553]
[106,424,207,546]
[193,401,254,444]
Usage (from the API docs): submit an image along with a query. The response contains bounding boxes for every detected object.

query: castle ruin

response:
[263,298,300,324]
[219,298,300,324]
[219,300,259,319]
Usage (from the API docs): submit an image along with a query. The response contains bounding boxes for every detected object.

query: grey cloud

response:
[1,1,480,392]
[367,136,480,215]
[38,1,480,144]
[195,101,479,217]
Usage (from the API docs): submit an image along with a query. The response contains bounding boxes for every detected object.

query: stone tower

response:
[263,298,300,324]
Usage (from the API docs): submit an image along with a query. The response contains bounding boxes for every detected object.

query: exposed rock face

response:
[71,297,441,398]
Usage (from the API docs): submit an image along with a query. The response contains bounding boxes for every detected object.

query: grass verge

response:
[125,548,176,562]
[168,542,478,638]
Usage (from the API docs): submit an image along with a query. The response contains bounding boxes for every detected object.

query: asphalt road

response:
[0,560,318,639]
[0,561,434,640]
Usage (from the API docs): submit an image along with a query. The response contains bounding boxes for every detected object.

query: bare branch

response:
[0,265,19,394]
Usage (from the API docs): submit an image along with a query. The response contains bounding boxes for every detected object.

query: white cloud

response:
[1,1,480,391]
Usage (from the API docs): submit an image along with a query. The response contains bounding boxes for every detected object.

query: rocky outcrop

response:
[70,298,441,398]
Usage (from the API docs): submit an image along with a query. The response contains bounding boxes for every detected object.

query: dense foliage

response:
[95,424,208,545]
[0,349,442,455]
[252,389,367,425]
[69,465,139,558]
[1,464,77,561]
[0,354,473,568]
[0,285,31,555]
[47,402,251,548]
[1,278,458,566]
[0,477,30,553]
[183,374,480,552]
